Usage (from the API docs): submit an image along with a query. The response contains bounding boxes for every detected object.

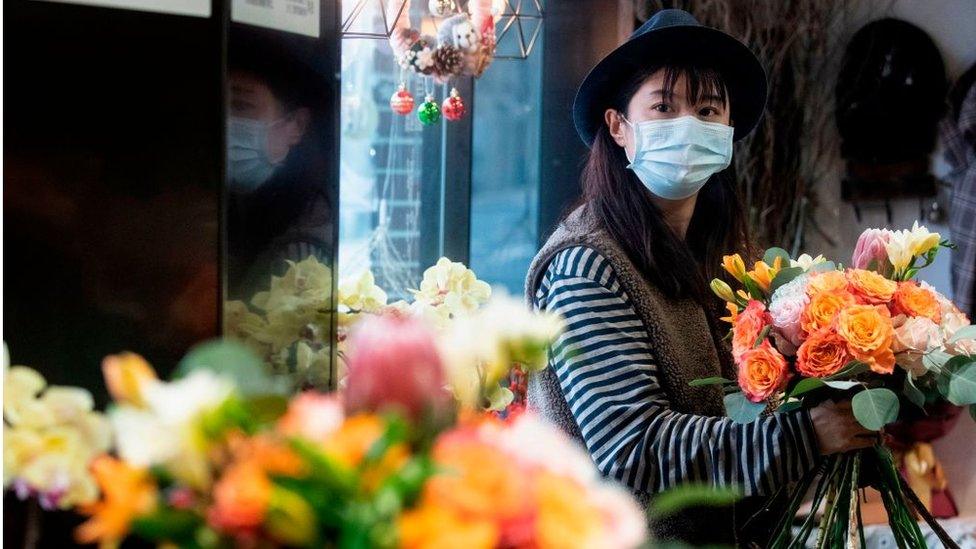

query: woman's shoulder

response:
[546,245,619,287]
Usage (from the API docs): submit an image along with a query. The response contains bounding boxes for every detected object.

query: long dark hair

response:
[578,64,755,305]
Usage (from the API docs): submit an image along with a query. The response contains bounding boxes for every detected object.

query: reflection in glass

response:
[223,28,337,388]
[338,28,444,300]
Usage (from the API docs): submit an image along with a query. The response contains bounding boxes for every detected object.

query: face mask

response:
[623,115,734,200]
[227,116,284,190]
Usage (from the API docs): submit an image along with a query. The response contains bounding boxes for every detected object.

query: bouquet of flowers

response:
[6,297,646,548]
[703,223,976,548]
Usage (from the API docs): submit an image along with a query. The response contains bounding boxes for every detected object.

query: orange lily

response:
[101,352,158,407]
[748,257,784,292]
[75,456,158,548]
[721,254,747,282]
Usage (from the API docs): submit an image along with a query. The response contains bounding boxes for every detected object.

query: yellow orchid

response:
[721,254,747,282]
[747,256,784,292]
[338,269,388,313]
[411,257,492,318]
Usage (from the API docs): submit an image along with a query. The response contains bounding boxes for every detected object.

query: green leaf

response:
[823,380,859,391]
[923,350,953,373]
[970,404,976,422]
[947,361,976,406]
[826,361,868,380]
[903,376,926,409]
[949,325,976,344]
[763,247,792,267]
[689,376,734,387]
[724,392,766,424]
[266,486,318,547]
[788,377,825,398]
[852,388,900,431]
[753,325,772,348]
[777,400,803,414]
[177,339,291,396]
[131,509,201,542]
[809,261,838,273]
[770,267,804,294]
[742,275,765,300]
[648,483,743,519]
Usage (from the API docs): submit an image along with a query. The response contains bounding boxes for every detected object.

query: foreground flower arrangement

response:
[705,223,976,548]
[4,303,646,548]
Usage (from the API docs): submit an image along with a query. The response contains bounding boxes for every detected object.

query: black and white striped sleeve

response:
[534,245,820,497]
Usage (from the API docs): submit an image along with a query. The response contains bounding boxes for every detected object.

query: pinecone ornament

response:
[431,44,463,77]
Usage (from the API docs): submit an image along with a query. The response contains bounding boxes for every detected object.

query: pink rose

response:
[892,315,942,377]
[852,228,893,271]
[344,315,453,421]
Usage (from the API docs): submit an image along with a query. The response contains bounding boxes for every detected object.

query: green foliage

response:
[689,377,734,387]
[945,359,976,406]
[763,247,792,267]
[648,483,742,520]
[769,266,804,294]
[724,392,765,424]
[177,339,292,396]
[902,376,926,409]
[852,388,899,431]
[131,508,202,544]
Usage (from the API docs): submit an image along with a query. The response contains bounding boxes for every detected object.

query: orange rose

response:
[836,304,896,374]
[732,300,771,360]
[892,282,942,324]
[846,269,897,305]
[737,341,790,402]
[399,504,498,549]
[208,460,272,532]
[425,439,528,520]
[801,290,857,334]
[806,271,849,295]
[795,327,851,378]
[535,473,605,549]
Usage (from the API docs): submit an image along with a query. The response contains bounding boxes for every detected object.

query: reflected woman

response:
[526,9,873,545]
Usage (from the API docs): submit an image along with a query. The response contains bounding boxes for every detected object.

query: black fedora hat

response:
[573,9,767,147]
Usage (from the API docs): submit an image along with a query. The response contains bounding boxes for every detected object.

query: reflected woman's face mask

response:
[227,116,284,191]
[623,115,734,200]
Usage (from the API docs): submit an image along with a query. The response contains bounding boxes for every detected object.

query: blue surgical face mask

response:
[622,115,734,200]
[227,116,284,191]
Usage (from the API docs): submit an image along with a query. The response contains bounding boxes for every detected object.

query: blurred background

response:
[4,0,976,544]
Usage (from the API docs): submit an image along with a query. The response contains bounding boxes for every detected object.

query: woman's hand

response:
[809,400,878,455]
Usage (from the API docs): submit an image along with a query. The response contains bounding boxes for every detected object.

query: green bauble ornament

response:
[417,94,441,125]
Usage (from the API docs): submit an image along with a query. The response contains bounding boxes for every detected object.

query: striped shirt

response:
[533,245,820,497]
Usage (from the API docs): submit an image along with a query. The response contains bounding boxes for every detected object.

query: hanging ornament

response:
[442,87,466,121]
[428,0,456,18]
[417,94,441,125]
[389,83,415,115]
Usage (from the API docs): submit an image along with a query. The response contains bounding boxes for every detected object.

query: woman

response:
[526,9,874,545]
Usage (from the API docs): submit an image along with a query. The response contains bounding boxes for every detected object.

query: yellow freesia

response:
[710,279,736,303]
[907,221,941,257]
[721,254,747,282]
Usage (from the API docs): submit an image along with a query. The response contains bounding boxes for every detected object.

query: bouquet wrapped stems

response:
[765,445,960,549]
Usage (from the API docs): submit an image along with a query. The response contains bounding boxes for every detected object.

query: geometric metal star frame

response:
[493,0,544,60]
[341,0,410,39]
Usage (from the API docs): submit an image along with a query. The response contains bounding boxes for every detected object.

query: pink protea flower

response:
[852,228,893,271]
[344,315,453,421]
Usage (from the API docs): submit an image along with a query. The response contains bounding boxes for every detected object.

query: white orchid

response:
[337,269,387,313]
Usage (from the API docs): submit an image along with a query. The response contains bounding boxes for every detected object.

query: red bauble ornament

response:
[442,87,466,121]
[390,84,414,115]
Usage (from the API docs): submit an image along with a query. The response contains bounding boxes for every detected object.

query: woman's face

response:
[606,69,731,160]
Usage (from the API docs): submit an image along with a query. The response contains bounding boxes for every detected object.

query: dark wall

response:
[537,0,623,242]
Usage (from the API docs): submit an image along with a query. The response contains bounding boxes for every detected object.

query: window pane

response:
[469,38,544,294]
[339,33,444,300]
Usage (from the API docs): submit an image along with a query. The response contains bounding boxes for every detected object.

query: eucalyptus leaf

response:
[809,261,838,273]
[770,266,805,294]
[763,247,792,267]
[903,376,926,409]
[923,350,953,373]
[788,377,825,398]
[777,400,803,414]
[947,361,976,406]
[724,392,766,424]
[949,325,976,344]
[689,377,734,387]
[852,388,900,431]
[970,404,976,422]
[823,380,859,391]
[177,339,291,396]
